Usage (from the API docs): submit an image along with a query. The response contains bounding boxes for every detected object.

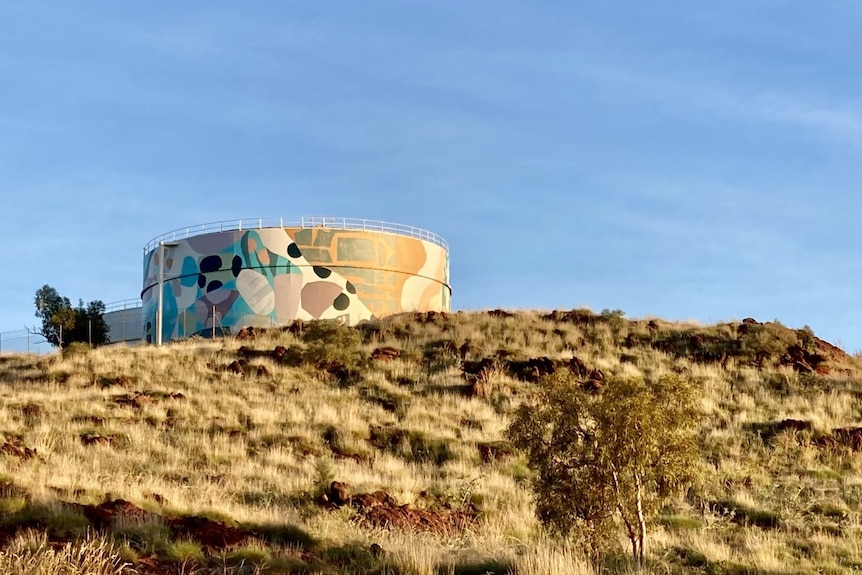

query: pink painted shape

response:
[274,274,302,322]
[301,281,344,318]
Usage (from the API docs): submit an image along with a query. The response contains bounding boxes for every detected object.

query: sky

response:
[1,1,861,351]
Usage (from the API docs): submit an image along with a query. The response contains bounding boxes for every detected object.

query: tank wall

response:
[103,308,143,344]
[141,227,450,343]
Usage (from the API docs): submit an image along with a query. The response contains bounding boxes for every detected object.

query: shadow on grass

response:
[711,500,781,529]
[668,545,789,575]
[436,559,515,575]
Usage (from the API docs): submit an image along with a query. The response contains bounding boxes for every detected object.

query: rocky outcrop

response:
[317,481,477,534]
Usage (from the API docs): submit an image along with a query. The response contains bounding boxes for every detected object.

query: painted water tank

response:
[141,217,451,343]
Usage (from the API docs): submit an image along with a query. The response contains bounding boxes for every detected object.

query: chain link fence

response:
[0,299,143,355]
[0,329,53,355]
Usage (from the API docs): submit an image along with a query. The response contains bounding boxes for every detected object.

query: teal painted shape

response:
[181,256,199,287]
[224,297,256,327]
[162,282,179,341]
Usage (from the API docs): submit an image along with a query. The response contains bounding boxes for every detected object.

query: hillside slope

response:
[1,309,862,574]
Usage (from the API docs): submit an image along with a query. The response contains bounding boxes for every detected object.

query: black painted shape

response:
[198,274,207,289]
[345,281,356,295]
[313,266,332,279]
[200,255,223,273]
[333,293,350,311]
[207,280,223,293]
[232,255,243,277]
[287,243,302,258]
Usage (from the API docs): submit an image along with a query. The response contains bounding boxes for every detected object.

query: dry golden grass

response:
[1,309,861,573]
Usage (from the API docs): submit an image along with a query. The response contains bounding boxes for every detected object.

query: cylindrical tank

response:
[141,217,451,344]
[102,299,143,345]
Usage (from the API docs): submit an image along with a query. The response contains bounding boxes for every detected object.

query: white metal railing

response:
[143,216,449,254]
[104,298,143,313]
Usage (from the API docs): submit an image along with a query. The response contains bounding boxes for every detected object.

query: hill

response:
[1,309,862,574]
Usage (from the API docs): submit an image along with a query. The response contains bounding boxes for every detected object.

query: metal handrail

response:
[143,216,449,254]
[104,298,143,313]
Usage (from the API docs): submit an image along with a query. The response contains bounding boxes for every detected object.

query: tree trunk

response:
[612,469,640,567]
[634,471,647,569]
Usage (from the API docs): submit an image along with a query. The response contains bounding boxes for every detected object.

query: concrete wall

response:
[141,226,450,344]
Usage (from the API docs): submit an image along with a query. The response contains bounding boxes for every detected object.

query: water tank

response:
[141,217,451,344]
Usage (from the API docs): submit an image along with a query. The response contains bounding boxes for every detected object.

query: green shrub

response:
[739,322,798,367]
[712,500,781,529]
[277,320,369,384]
[62,341,92,358]
[244,522,316,549]
[322,425,350,454]
[220,545,271,567]
[368,426,457,466]
[319,542,386,573]
[408,433,456,466]
[359,384,410,417]
[162,539,205,563]
[113,520,173,554]
[44,506,91,538]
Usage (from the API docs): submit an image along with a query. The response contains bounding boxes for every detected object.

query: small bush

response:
[409,433,456,466]
[79,429,131,449]
[220,545,271,567]
[276,321,369,384]
[319,542,385,573]
[44,506,91,538]
[244,522,316,549]
[62,342,92,358]
[322,425,350,454]
[162,539,205,563]
[368,426,457,466]
[359,384,410,417]
[313,457,336,494]
[712,500,781,529]
[113,519,173,554]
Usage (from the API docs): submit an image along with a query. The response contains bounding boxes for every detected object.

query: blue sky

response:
[2,1,861,350]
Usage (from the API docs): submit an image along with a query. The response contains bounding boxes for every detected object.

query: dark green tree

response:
[34,285,73,347]
[69,299,110,347]
[34,285,110,348]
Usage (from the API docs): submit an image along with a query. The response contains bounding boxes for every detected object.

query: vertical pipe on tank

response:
[157,241,164,346]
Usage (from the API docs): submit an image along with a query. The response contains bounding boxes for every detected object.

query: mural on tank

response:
[141,227,450,344]
[284,227,450,317]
